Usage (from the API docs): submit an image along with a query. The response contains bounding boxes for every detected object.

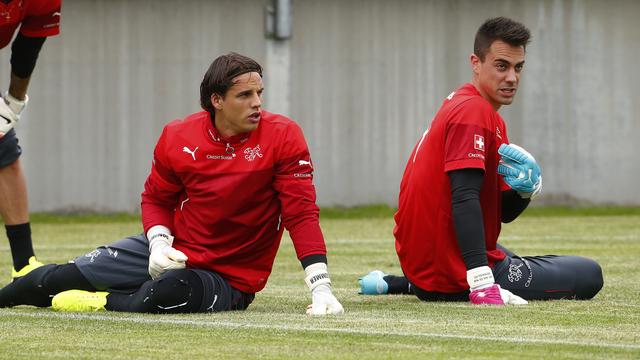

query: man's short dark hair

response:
[474,17,531,61]
[200,52,263,116]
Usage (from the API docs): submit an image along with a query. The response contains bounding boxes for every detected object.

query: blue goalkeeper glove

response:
[497,143,542,199]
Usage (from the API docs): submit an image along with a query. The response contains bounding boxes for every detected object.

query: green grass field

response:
[0,207,639,359]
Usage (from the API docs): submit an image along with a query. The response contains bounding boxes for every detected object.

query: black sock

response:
[6,223,35,270]
[0,264,56,307]
[0,263,95,308]
[383,275,414,295]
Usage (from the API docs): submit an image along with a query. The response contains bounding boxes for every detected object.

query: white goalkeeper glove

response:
[147,225,188,279]
[4,91,28,116]
[0,92,28,138]
[304,262,344,315]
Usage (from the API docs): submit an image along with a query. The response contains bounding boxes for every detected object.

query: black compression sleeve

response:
[501,189,530,223]
[10,33,46,79]
[300,254,327,269]
[449,168,488,270]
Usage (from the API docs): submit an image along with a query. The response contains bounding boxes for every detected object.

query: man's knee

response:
[574,257,603,300]
[151,270,204,313]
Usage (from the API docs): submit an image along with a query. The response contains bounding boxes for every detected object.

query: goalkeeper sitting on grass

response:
[0,53,343,315]
[359,17,602,304]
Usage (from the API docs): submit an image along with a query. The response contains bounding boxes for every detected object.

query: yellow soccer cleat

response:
[11,256,44,281]
[51,290,108,312]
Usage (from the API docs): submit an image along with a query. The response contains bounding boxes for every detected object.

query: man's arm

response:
[0,34,46,136]
[273,122,343,315]
[501,189,530,223]
[141,126,187,278]
[449,168,487,270]
[10,33,46,100]
[449,168,527,305]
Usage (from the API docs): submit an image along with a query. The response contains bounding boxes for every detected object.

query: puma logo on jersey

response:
[298,160,312,168]
[182,146,198,160]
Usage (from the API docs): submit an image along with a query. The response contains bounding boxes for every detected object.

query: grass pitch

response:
[0,207,639,359]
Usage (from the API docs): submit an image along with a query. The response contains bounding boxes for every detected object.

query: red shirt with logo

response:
[141,110,326,293]
[394,83,510,293]
[0,0,61,48]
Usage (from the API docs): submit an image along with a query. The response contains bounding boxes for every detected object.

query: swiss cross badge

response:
[244,145,263,161]
[474,134,485,152]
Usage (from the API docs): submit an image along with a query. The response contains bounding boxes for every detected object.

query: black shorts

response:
[0,128,21,168]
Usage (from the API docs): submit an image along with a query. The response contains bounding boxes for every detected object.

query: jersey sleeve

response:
[273,122,327,260]
[20,0,61,38]
[141,124,184,234]
[443,99,493,173]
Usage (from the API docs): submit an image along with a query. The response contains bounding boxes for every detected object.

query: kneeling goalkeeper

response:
[360,17,603,304]
[0,53,343,315]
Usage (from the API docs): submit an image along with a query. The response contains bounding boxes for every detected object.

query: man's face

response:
[211,72,263,137]
[471,40,525,110]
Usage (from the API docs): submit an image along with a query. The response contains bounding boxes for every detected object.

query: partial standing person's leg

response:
[0,129,41,277]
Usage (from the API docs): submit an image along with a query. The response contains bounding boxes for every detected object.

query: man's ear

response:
[470,53,481,75]
[211,93,223,110]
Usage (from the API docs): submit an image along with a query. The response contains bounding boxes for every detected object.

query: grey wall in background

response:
[1,0,638,212]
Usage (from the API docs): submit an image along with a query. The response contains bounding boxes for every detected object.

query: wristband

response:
[304,262,331,291]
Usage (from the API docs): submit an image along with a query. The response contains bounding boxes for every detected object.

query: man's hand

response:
[0,92,28,139]
[0,98,18,139]
[4,91,28,116]
[467,266,527,305]
[304,262,344,315]
[497,143,542,199]
[499,286,528,305]
[147,225,188,279]
[307,283,344,315]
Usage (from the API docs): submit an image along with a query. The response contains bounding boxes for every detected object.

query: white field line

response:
[2,310,639,350]
[498,235,639,241]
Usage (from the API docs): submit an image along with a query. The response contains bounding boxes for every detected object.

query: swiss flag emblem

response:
[474,134,485,152]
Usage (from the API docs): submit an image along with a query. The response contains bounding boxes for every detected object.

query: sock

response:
[0,264,56,308]
[6,223,35,270]
[383,275,415,295]
[0,263,95,308]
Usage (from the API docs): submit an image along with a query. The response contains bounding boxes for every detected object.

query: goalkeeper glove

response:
[147,225,188,279]
[497,143,542,199]
[305,262,344,315]
[3,91,28,116]
[0,92,28,138]
[467,266,528,305]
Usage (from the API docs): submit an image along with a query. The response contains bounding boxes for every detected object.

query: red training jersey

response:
[141,110,326,293]
[0,0,61,49]
[394,83,511,293]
